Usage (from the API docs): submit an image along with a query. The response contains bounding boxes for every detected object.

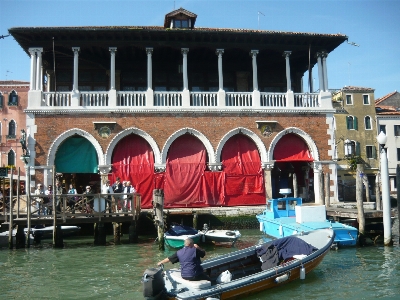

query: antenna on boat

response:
[258,11,265,30]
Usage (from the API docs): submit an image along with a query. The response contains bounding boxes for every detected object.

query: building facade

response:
[9,8,348,208]
[375,91,400,193]
[332,86,379,201]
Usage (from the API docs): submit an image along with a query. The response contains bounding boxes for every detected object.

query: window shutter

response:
[346,116,350,129]
[355,142,361,156]
[372,146,377,159]
[353,116,358,130]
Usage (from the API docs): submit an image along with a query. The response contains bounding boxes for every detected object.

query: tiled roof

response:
[0,80,29,85]
[375,91,399,105]
[341,86,374,92]
[165,7,197,18]
[8,25,347,39]
[376,104,400,115]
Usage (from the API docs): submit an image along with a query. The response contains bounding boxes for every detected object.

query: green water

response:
[0,230,399,300]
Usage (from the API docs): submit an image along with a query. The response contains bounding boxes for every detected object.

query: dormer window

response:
[164,7,197,29]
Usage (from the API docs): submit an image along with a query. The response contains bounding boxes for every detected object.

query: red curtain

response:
[110,135,155,208]
[273,134,313,162]
[221,135,265,205]
[164,135,208,207]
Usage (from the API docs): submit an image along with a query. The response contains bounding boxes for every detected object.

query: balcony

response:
[29,89,332,113]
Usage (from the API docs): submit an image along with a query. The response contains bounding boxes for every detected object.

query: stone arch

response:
[106,127,161,165]
[161,128,215,164]
[215,127,268,164]
[47,128,104,166]
[268,127,319,161]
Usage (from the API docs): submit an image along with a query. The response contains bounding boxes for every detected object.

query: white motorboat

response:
[201,224,241,246]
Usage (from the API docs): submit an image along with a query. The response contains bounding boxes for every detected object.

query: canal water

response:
[0,229,399,300]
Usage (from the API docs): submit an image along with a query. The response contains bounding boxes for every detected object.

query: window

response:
[365,116,372,130]
[7,120,16,138]
[363,94,370,105]
[346,94,353,105]
[397,148,400,161]
[380,125,386,134]
[174,19,189,28]
[395,125,400,136]
[0,93,3,108]
[8,91,18,106]
[7,150,15,167]
[366,146,376,159]
[346,116,358,130]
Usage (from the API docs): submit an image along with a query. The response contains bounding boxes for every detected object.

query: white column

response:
[283,51,292,92]
[35,48,43,91]
[146,47,153,90]
[109,47,117,90]
[46,71,51,92]
[72,47,80,92]
[29,48,36,91]
[316,52,324,92]
[322,51,329,92]
[216,49,224,91]
[380,147,392,245]
[181,48,189,90]
[250,50,259,91]
[313,162,323,204]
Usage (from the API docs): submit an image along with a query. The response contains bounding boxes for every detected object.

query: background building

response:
[332,86,379,201]
[375,91,400,193]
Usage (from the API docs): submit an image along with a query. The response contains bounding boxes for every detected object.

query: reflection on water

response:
[0,230,399,300]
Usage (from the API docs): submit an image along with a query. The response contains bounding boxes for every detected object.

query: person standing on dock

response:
[123,181,136,212]
[112,177,123,212]
[83,185,94,215]
[102,180,114,213]
[157,238,209,281]
[33,184,44,215]
[44,185,52,215]
[67,184,78,214]
[55,181,64,213]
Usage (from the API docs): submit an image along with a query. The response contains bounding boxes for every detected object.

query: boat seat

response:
[168,269,211,290]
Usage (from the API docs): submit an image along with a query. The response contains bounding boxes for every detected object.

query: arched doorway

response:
[55,135,99,193]
[110,134,155,208]
[164,134,208,207]
[221,134,265,205]
[272,133,314,200]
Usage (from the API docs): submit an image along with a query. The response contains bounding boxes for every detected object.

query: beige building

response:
[332,86,379,201]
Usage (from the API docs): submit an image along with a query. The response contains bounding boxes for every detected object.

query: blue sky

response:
[0,0,399,99]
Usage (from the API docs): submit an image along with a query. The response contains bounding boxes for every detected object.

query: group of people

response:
[32,177,137,216]
[103,177,136,212]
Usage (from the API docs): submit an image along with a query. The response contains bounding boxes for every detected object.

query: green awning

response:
[55,136,98,173]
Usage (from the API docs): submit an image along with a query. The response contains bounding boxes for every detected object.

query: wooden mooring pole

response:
[153,189,164,250]
[356,164,366,245]
[113,222,121,244]
[396,165,400,246]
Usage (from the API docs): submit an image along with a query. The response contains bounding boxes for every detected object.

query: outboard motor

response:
[142,266,165,299]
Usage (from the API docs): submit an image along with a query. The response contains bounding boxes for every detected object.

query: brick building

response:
[8,8,347,208]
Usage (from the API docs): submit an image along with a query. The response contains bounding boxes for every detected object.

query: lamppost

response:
[377,131,392,246]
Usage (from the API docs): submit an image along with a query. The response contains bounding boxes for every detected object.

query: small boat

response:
[142,228,335,299]
[27,225,81,239]
[0,230,34,247]
[256,197,358,247]
[164,224,203,249]
[201,224,241,246]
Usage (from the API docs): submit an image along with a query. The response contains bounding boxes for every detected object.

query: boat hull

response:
[164,232,203,249]
[203,230,241,244]
[257,216,357,246]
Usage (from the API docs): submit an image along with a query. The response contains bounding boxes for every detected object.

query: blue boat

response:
[256,197,358,247]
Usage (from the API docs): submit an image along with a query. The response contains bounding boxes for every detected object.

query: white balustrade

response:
[260,93,287,107]
[117,92,146,106]
[190,92,217,106]
[225,92,252,106]
[294,93,319,107]
[43,92,71,106]
[80,92,109,106]
[154,91,182,106]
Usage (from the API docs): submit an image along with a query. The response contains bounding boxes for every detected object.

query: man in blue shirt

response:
[157,238,209,281]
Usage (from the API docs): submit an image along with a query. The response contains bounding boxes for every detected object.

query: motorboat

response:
[0,230,34,247]
[201,224,241,246]
[142,228,335,299]
[256,196,358,247]
[27,225,81,239]
[164,224,203,249]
